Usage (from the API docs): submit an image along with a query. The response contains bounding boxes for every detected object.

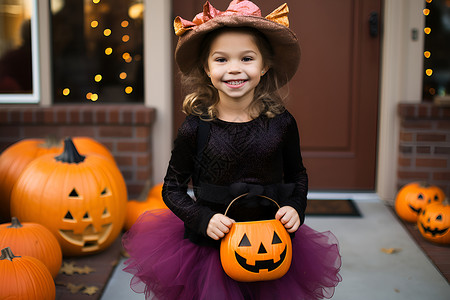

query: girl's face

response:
[205,31,268,105]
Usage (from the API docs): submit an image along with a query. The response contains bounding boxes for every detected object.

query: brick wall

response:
[0,104,156,199]
[398,103,450,197]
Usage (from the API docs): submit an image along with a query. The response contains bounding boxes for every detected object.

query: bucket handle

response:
[224,193,280,217]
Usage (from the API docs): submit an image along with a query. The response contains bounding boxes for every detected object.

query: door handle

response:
[369,11,379,37]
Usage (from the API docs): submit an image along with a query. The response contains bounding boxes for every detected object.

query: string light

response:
[93,0,101,4]
[424,27,431,34]
[86,92,92,100]
[119,72,127,80]
[122,35,130,42]
[105,47,113,55]
[125,86,133,94]
[63,88,70,96]
[426,69,433,76]
[423,9,430,16]
[91,20,98,28]
[121,20,129,28]
[103,29,112,36]
[94,74,102,82]
[424,51,431,58]
[91,94,99,101]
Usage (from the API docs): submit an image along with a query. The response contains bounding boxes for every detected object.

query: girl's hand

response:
[207,214,235,240]
[275,206,300,233]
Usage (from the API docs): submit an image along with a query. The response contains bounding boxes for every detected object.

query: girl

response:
[123,1,342,299]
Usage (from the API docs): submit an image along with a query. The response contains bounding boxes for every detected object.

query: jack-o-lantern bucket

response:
[220,194,292,282]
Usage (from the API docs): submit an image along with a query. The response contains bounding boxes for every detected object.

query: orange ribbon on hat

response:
[174,0,290,36]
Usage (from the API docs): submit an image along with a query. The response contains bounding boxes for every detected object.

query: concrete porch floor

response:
[101,196,450,300]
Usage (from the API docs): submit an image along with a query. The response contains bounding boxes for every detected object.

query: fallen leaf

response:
[78,265,95,275]
[59,261,77,275]
[381,248,402,254]
[82,286,99,295]
[67,283,84,294]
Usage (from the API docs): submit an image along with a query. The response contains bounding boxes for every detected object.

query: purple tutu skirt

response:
[122,210,342,300]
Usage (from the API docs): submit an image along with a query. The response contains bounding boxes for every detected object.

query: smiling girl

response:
[123,1,342,299]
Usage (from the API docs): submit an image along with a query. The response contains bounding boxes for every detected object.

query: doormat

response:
[306,199,361,217]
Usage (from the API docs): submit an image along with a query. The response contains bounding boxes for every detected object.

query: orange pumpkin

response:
[0,136,114,221]
[0,217,62,278]
[125,182,168,230]
[418,202,450,245]
[10,138,127,256]
[220,195,292,282]
[0,247,55,300]
[394,182,445,223]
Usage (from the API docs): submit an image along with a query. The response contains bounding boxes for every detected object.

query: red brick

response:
[122,111,133,124]
[436,120,450,129]
[415,158,447,168]
[117,141,149,152]
[398,157,411,167]
[69,110,81,124]
[417,133,446,142]
[398,104,416,118]
[417,106,429,118]
[399,146,413,154]
[433,172,450,181]
[137,169,151,181]
[397,171,429,180]
[127,184,146,199]
[115,155,134,166]
[442,107,450,118]
[108,110,120,124]
[401,120,432,130]
[60,126,95,138]
[136,127,150,138]
[22,109,34,123]
[121,170,134,181]
[99,126,133,138]
[137,155,150,166]
[23,126,60,138]
[435,147,450,155]
[44,108,55,124]
[10,110,21,123]
[56,109,67,124]
[82,109,94,124]
[0,110,8,124]
[0,126,20,138]
[96,110,107,124]
[417,146,431,154]
[399,131,413,142]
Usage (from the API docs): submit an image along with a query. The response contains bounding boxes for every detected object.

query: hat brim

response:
[175,15,301,87]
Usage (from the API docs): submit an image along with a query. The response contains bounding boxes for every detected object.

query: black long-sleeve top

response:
[162,110,308,247]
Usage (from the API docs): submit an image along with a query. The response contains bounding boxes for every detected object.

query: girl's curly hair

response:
[181,27,287,120]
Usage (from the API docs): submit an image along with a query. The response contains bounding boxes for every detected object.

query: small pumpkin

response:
[11,137,127,256]
[125,182,168,230]
[0,136,114,221]
[0,247,55,300]
[417,202,450,245]
[0,217,62,278]
[394,182,445,223]
[220,194,292,282]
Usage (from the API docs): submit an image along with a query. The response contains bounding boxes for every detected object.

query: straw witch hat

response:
[173,0,301,87]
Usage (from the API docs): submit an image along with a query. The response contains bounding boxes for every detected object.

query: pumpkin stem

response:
[7,217,23,229]
[0,247,20,261]
[55,137,86,164]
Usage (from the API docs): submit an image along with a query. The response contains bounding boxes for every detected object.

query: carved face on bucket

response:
[220,219,292,282]
[418,203,450,245]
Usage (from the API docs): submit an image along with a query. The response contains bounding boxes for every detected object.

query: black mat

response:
[305,199,361,217]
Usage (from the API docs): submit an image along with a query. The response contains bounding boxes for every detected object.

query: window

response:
[51,0,144,103]
[423,0,450,102]
[0,0,39,103]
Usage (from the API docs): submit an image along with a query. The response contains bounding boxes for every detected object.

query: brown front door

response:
[172,0,382,191]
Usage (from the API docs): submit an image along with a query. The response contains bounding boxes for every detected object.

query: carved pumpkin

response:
[0,136,114,221]
[125,182,168,230]
[418,202,450,245]
[220,195,292,282]
[394,182,445,223]
[0,217,62,278]
[0,247,55,300]
[10,138,127,256]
